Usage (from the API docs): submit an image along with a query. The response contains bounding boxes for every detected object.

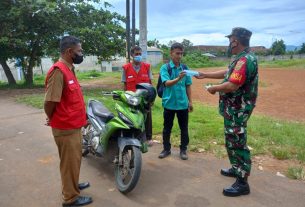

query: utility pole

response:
[131,0,136,48]
[139,0,147,61]
[126,0,131,62]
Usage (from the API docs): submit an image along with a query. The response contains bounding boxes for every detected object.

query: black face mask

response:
[72,53,83,64]
[227,41,234,57]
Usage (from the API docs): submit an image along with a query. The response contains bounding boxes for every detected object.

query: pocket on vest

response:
[67,84,83,112]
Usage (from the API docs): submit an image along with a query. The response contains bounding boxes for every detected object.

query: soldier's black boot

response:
[220,168,237,177]
[223,177,250,197]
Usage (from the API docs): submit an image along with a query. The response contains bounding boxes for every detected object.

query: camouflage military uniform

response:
[219,48,258,178]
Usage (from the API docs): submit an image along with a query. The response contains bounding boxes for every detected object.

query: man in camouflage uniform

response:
[196,27,258,197]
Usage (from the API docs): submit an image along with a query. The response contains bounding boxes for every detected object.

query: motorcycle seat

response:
[91,101,114,122]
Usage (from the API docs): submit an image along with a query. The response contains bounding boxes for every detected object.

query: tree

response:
[0,1,21,85]
[270,39,286,55]
[147,39,161,48]
[181,39,193,54]
[298,43,305,54]
[0,0,125,85]
[166,39,193,55]
[167,40,177,47]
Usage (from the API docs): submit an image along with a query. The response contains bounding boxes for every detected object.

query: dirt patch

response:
[252,155,302,176]
[192,68,305,122]
[80,76,123,90]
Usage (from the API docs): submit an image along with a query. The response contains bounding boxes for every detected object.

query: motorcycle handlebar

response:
[101,91,115,96]
[101,91,120,100]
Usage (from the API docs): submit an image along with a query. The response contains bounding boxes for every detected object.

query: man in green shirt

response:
[158,43,193,160]
[196,27,258,197]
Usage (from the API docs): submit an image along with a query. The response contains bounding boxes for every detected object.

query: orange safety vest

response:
[122,62,151,92]
[45,61,86,129]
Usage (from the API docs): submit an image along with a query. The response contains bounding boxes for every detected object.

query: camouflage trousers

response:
[224,124,251,178]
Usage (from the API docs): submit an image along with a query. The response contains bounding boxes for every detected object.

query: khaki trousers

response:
[52,128,82,204]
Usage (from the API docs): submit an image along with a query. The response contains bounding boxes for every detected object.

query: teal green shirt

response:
[160,60,192,110]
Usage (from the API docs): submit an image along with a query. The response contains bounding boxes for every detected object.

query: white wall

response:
[0,53,164,82]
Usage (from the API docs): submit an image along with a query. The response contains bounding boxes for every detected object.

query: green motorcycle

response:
[82,83,156,194]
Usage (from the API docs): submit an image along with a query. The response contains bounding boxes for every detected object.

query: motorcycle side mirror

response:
[113,94,120,100]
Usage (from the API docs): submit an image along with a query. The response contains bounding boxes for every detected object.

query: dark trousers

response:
[162,108,189,151]
[145,106,152,140]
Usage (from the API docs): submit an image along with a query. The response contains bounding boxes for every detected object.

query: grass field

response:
[16,88,305,166]
[259,58,305,69]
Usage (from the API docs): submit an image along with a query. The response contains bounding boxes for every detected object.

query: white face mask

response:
[133,55,142,62]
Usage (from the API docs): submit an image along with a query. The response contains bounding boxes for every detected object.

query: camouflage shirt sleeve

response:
[228,57,247,85]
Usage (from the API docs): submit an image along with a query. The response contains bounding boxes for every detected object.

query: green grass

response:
[0,70,122,89]
[259,59,305,69]
[16,89,305,164]
[287,166,305,180]
[0,80,44,89]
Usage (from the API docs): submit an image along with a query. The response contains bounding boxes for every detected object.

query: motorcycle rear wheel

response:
[115,146,142,194]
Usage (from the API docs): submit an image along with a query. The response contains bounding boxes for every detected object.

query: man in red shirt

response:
[121,46,154,146]
[44,36,92,206]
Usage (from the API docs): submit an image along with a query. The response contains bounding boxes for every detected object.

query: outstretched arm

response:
[196,70,227,79]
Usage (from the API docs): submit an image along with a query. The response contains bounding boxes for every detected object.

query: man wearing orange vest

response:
[44,36,92,207]
[121,46,154,146]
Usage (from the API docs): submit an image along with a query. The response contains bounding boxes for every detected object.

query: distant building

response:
[147,47,163,66]
[192,45,268,55]
[250,46,269,54]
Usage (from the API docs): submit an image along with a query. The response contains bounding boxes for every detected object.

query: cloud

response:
[158,33,229,46]
[107,0,305,47]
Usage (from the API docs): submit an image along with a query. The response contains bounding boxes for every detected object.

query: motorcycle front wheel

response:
[115,146,142,194]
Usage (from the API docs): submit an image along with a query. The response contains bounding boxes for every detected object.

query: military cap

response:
[226,27,252,40]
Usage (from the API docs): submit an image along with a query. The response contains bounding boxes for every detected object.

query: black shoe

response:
[220,168,237,177]
[158,150,171,159]
[62,196,93,206]
[223,177,250,197]
[78,182,90,190]
[180,150,188,160]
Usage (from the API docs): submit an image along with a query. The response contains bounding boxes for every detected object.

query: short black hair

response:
[170,42,184,51]
[60,36,81,53]
[131,46,142,55]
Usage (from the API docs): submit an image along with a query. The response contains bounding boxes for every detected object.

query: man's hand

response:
[178,71,186,80]
[188,102,193,112]
[195,72,205,79]
[207,86,217,95]
[45,117,50,126]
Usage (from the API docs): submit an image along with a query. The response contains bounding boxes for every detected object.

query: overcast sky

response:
[106,0,305,48]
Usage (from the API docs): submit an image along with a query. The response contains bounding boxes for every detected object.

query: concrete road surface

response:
[0,97,305,207]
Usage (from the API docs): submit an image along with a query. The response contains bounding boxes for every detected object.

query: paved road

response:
[0,97,305,207]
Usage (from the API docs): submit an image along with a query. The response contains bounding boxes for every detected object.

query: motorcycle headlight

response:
[125,93,140,106]
[118,111,133,125]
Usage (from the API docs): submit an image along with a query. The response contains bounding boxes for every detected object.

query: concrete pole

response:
[126,0,131,62]
[139,0,147,61]
[132,0,136,48]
